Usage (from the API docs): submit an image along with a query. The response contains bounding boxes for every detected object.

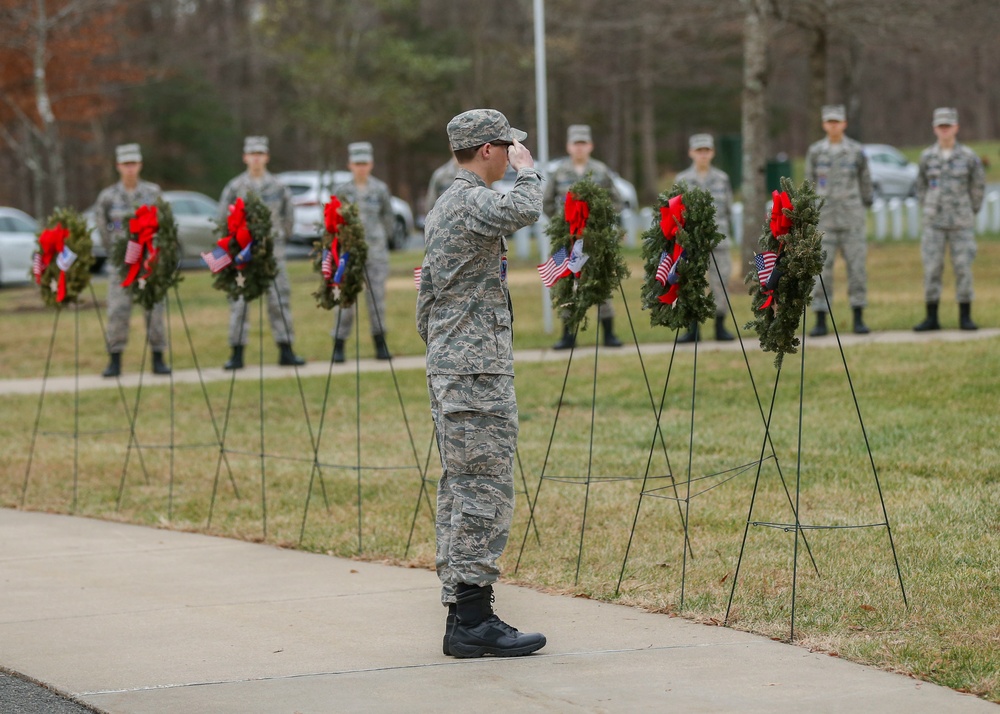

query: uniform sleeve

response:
[724,174,735,229]
[604,171,624,214]
[281,184,294,239]
[381,184,395,241]
[468,170,543,238]
[415,263,433,344]
[857,149,874,207]
[95,188,112,249]
[969,152,986,214]
[916,154,929,204]
[218,181,236,225]
[804,145,816,184]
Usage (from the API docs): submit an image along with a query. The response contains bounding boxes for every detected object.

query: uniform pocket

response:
[440,399,515,477]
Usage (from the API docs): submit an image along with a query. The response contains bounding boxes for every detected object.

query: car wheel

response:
[90,256,106,274]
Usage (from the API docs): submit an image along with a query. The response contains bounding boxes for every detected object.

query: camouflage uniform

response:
[218,171,296,346]
[95,179,166,353]
[418,144,541,604]
[332,175,395,340]
[426,159,459,213]
[916,142,985,303]
[805,134,873,312]
[543,156,623,321]
[675,165,734,316]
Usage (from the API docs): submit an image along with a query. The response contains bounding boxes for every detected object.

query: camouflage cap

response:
[348,141,373,163]
[933,107,958,126]
[243,136,269,154]
[689,133,714,150]
[821,104,846,122]
[567,124,592,143]
[115,143,142,163]
[447,109,527,151]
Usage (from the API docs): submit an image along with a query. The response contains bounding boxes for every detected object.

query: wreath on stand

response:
[640,185,722,330]
[744,177,824,367]
[312,195,368,310]
[201,195,278,302]
[32,208,95,308]
[540,177,628,333]
[110,198,183,311]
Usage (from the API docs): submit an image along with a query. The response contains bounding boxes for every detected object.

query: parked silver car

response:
[0,207,38,286]
[276,170,415,250]
[863,144,919,199]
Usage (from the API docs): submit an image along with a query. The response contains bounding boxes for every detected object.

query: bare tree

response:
[740,0,773,271]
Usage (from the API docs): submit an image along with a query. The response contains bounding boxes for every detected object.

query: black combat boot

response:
[443,603,456,656]
[601,318,623,347]
[677,321,699,343]
[959,302,978,331]
[715,314,734,341]
[277,342,305,366]
[552,325,575,350]
[331,339,345,363]
[151,351,172,375]
[223,345,244,370]
[448,583,546,659]
[809,311,828,337]
[913,302,940,332]
[852,307,870,335]
[373,334,392,360]
[101,353,122,378]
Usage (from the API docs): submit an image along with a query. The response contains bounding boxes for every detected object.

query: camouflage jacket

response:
[333,176,395,259]
[917,142,985,230]
[94,180,162,251]
[218,170,294,248]
[675,166,735,238]
[805,136,873,229]
[543,157,622,218]
[426,159,459,213]
[417,167,542,376]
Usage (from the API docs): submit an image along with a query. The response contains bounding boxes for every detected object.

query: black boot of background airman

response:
[331,339,345,363]
[552,325,575,350]
[914,302,940,332]
[852,307,870,335]
[373,334,392,360]
[715,315,734,341]
[102,352,122,378]
[601,318,623,347]
[677,321,699,343]
[277,342,305,366]
[448,583,546,658]
[151,351,172,375]
[224,345,244,370]
[959,302,978,331]
[809,311,828,337]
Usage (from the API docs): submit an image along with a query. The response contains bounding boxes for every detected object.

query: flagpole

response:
[533,0,552,334]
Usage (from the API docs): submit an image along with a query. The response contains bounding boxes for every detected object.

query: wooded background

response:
[2,0,998,222]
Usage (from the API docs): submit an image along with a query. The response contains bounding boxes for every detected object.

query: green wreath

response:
[743,177,824,368]
[110,198,183,311]
[640,184,722,330]
[312,197,368,310]
[33,208,95,308]
[547,177,629,333]
[209,194,279,302]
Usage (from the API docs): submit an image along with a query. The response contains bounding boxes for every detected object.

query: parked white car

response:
[0,207,39,286]
[276,170,415,250]
[863,144,919,199]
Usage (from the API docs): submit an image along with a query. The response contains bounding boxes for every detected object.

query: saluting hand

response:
[507,139,534,171]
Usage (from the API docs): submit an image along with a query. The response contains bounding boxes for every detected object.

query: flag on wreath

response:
[754,251,778,285]
[537,246,570,287]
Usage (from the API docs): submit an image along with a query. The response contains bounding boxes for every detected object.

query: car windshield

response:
[0,215,37,232]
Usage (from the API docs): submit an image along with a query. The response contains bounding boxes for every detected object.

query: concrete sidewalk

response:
[1,509,995,713]
[2,327,997,396]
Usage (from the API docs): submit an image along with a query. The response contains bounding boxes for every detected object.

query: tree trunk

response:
[637,22,658,205]
[33,0,66,210]
[808,25,827,143]
[740,0,772,271]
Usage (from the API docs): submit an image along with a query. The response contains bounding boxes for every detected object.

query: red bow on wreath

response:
[770,190,793,237]
[564,192,590,236]
[122,204,159,287]
[223,198,253,269]
[660,194,685,240]
[324,196,346,236]
[36,224,70,302]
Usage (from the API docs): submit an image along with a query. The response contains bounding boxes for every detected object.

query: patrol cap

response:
[689,133,714,150]
[821,104,846,122]
[348,141,373,163]
[567,124,592,143]
[243,136,269,154]
[933,107,958,126]
[115,143,142,163]
[447,109,527,151]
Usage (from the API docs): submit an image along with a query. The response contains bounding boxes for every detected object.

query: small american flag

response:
[56,246,77,272]
[332,251,349,284]
[201,246,232,273]
[754,251,778,285]
[537,246,570,288]
[413,266,422,290]
[235,240,253,267]
[654,251,673,286]
[321,249,334,279]
[123,240,143,265]
[32,252,43,280]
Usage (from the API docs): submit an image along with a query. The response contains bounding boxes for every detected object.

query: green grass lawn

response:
[1,237,999,701]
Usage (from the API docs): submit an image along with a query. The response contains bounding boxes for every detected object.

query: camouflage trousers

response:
[812,225,867,312]
[707,238,733,317]
[332,256,389,340]
[921,227,976,303]
[228,261,294,346]
[427,372,518,605]
[105,278,167,353]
